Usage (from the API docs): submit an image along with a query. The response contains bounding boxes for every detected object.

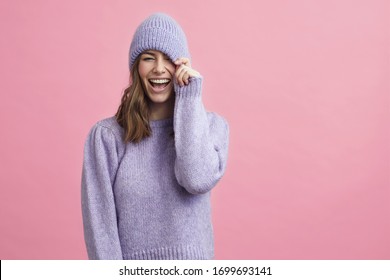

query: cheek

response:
[167,64,176,74]
[138,63,149,79]
[164,60,175,74]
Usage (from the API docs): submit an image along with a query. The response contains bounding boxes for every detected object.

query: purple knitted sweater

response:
[81,77,229,260]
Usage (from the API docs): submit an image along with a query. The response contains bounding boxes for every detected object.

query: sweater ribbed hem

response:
[123,245,208,260]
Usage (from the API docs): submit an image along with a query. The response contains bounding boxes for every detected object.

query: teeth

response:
[149,79,170,84]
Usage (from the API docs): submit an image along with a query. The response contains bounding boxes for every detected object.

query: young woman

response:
[81,13,229,260]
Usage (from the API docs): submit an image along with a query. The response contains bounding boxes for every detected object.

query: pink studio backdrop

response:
[0,0,388,259]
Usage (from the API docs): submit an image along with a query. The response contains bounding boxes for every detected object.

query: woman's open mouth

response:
[148,78,171,92]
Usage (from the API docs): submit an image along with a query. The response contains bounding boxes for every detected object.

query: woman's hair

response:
[115,55,152,143]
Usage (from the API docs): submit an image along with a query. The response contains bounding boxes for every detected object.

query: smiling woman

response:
[138,50,176,120]
[81,13,230,260]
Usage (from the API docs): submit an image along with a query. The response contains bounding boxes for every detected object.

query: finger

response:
[178,69,187,86]
[182,58,191,67]
[175,66,183,86]
[178,67,190,86]
[183,72,190,85]
[174,65,183,86]
[174,57,191,67]
[175,65,187,86]
[188,69,201,78]
[174,58,188,65]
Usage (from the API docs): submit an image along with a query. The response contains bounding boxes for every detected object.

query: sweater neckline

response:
[149,117,173,128]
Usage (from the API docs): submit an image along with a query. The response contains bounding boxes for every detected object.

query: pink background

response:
[0,0,388,259]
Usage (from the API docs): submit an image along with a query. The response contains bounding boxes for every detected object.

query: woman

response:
[81,13,229,260]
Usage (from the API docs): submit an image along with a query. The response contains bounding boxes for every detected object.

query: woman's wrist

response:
[174,75,203,98]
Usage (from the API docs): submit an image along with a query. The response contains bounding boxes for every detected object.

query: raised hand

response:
[174,57,201,86]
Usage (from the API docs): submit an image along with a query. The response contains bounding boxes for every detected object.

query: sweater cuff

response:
[174,76,203,98]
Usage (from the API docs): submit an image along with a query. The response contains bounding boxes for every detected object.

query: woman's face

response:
[138,50,175,105]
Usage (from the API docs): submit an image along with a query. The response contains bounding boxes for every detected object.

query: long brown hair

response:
[115,56,152,143]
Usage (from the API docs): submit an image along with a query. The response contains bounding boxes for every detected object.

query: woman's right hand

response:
[174,57,201,87]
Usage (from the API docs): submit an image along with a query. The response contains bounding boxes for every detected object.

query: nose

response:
[153,58,166,74]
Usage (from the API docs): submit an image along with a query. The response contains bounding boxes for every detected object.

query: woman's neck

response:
[148,96,175,120]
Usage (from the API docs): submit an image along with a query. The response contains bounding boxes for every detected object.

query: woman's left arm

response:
[173,61,230,194]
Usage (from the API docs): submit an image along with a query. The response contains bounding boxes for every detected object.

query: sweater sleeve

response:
[173,76,230,194]
[81,123,123,259]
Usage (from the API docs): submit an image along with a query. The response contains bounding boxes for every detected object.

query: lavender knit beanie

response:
[129,13,190,70]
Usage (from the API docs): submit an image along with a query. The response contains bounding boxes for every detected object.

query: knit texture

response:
[81,77,229,260]
[129,13,190,69]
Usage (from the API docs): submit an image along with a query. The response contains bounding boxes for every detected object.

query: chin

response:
[146,88,174,104]
[148,95,171,104]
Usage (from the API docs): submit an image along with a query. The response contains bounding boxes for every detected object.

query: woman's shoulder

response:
[90,116,125,144]
[95,116,121,130]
